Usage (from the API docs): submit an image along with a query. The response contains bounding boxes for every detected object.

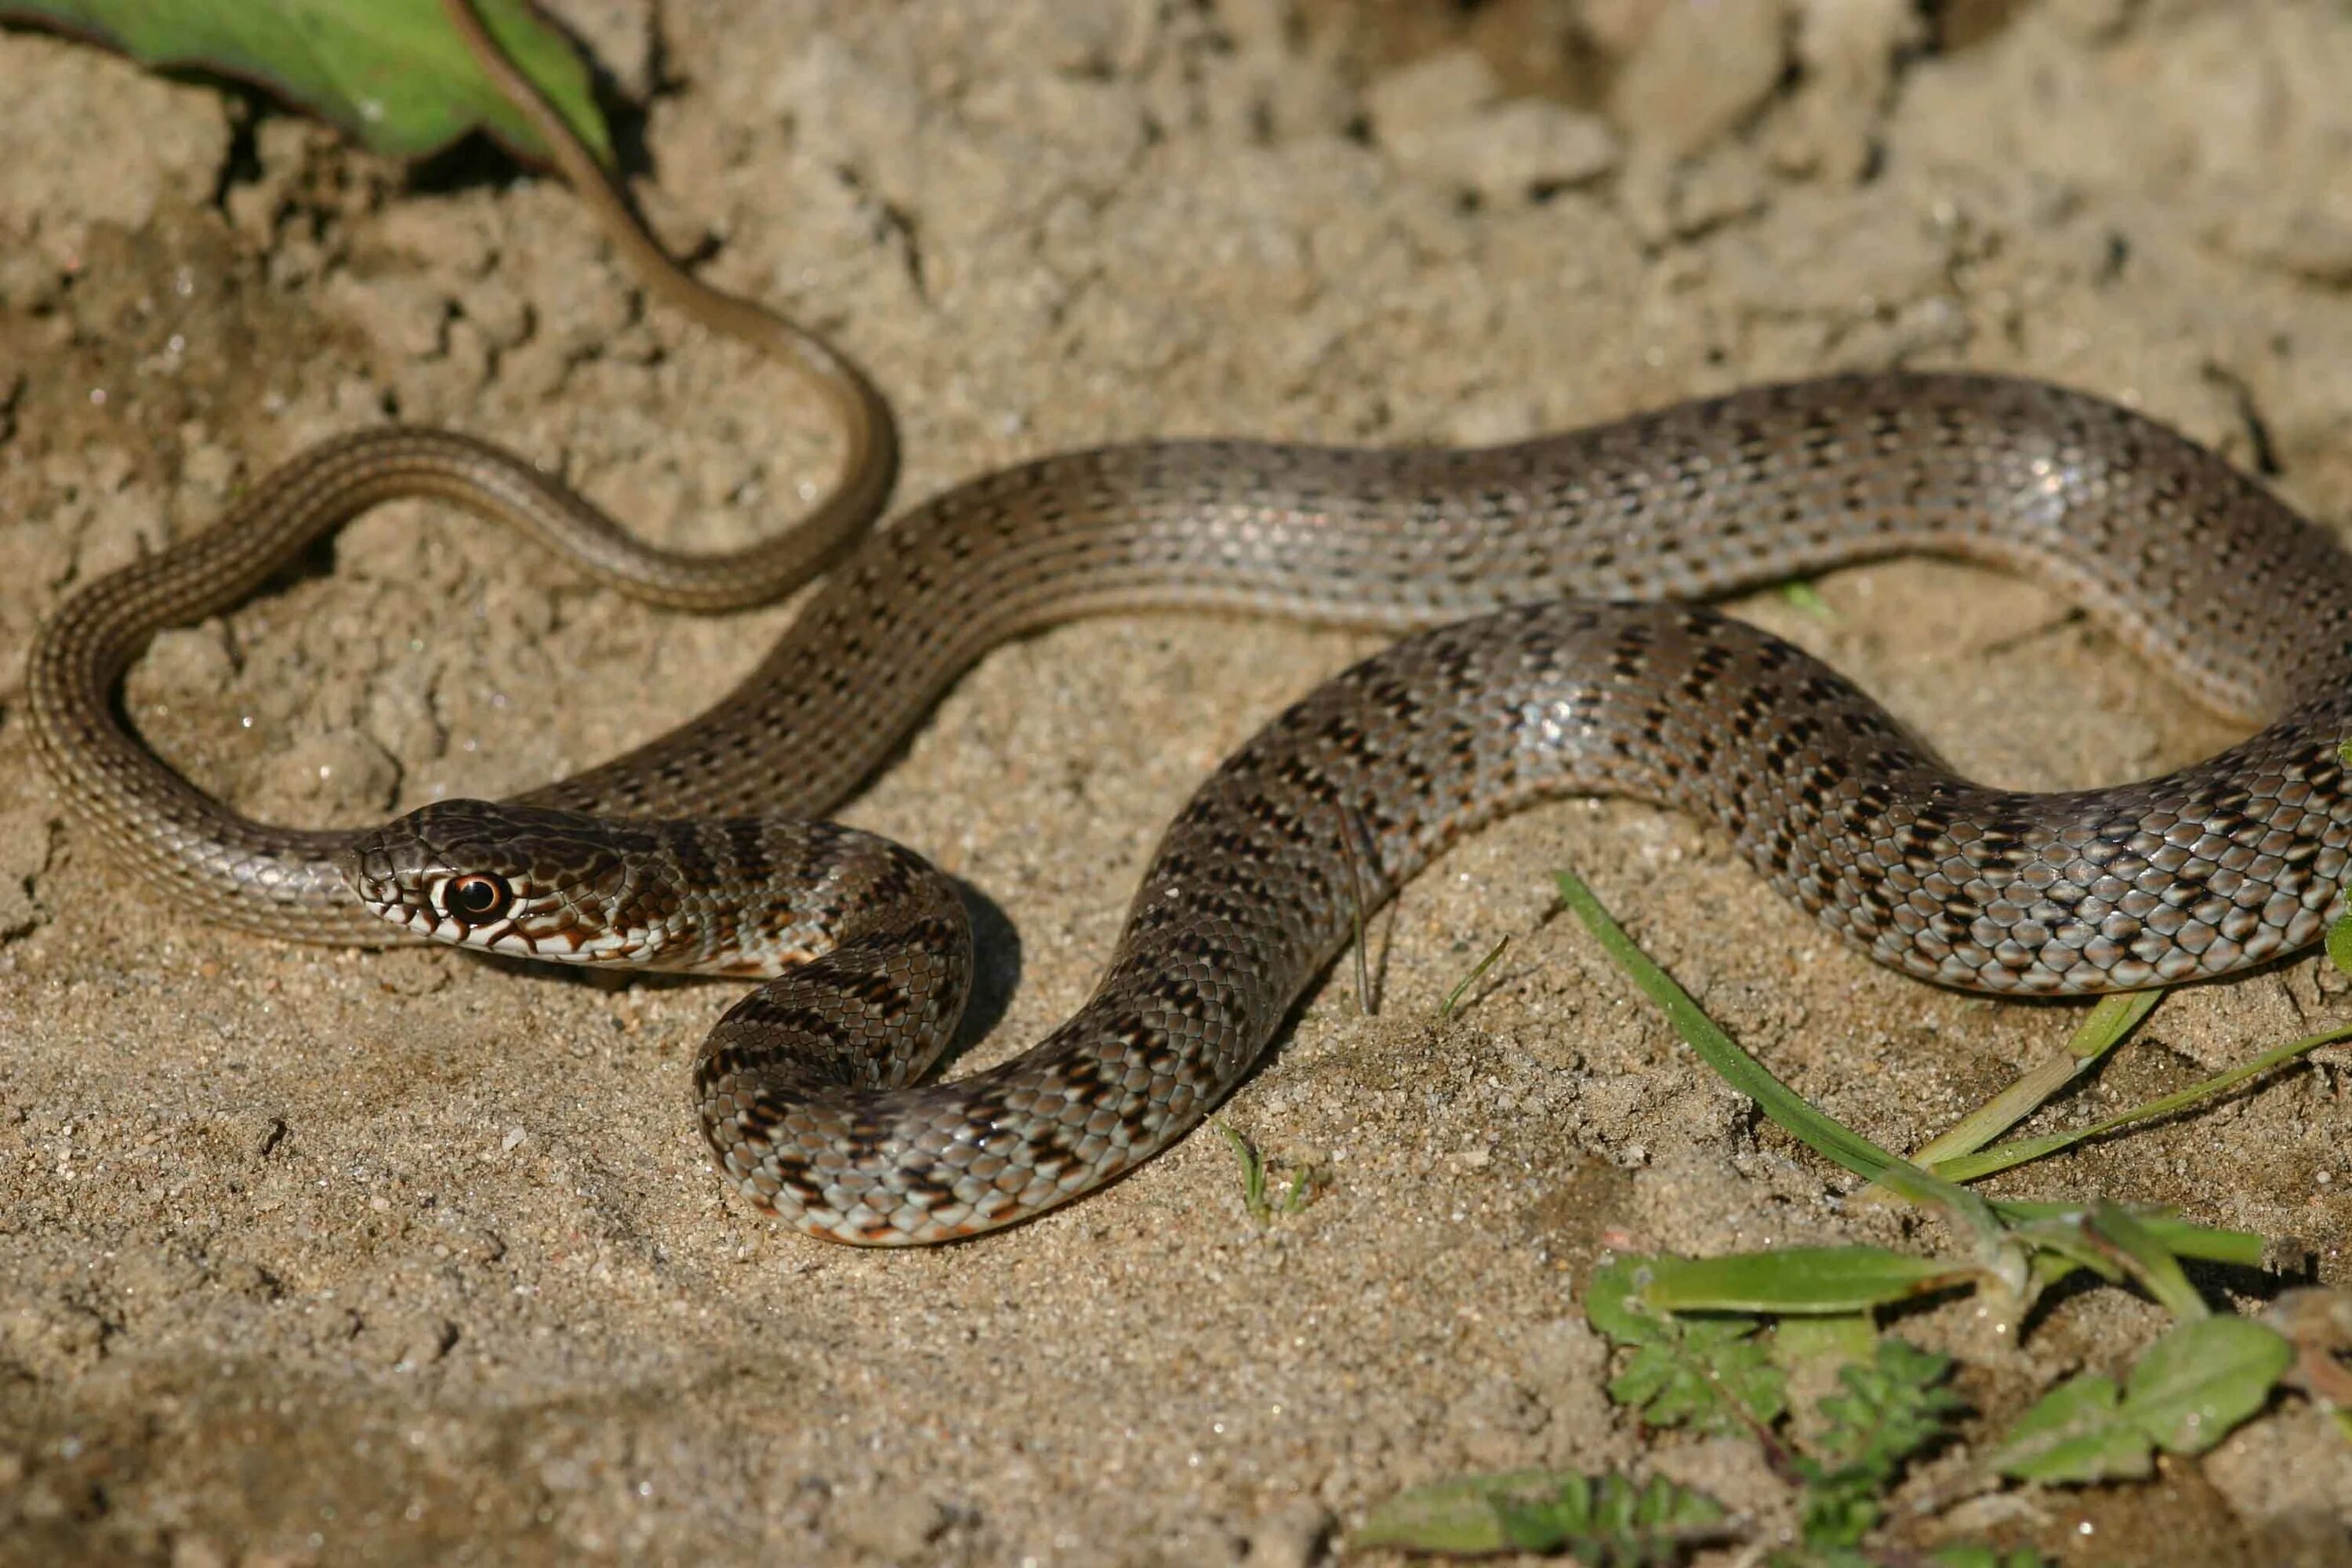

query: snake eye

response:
[442,872,514,927]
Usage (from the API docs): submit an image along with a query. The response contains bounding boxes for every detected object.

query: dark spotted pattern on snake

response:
[28,374,2352,1242]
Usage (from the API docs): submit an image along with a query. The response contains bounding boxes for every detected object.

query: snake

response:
[24,11,2352,1246]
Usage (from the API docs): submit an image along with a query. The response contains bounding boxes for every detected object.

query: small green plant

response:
[1440,935,1512,1022]
[1350,1326,2027,1566]
[1584,1256,1785,1436]
[1582,1267,1980,1566]
[1554,865,2326,1563]
[1214,1119,1314,1224]
[1358,866,2346,1564]
[1353,1469,1733,1564]
[1779,579,1835,619]
[1991,1316,2294,1483]
[1788,1338,1969,1553]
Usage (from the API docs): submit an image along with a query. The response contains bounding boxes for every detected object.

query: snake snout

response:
[335,801,513,924]
[332,833,403,908]
[333,832,446,952]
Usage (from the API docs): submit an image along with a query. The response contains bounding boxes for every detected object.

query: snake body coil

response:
[29,374,2352,1242]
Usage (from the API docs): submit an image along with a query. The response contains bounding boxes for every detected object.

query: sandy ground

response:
[3,0,2352,1563]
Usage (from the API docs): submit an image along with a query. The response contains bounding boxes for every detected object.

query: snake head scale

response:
[338,800,689,967]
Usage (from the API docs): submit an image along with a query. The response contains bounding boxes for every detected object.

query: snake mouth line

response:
[353,897,653,964]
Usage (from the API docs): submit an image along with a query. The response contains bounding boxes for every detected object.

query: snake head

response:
[337,799,690,965]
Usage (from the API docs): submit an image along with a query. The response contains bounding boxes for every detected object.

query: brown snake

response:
[24,10,2352,1244]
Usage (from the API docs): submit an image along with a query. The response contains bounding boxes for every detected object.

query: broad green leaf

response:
[1990,1373,2152,1483]
[3,0,612,162]
[2122,1317,2292,1455]
[1933,1549,2056,1568]
[1582,1255,1662,1346]
[1772,1312,1878,1374]
[1994,1321,2292,1481]
[1352,1469,1733,1563]
[1640,1247,1977,1316]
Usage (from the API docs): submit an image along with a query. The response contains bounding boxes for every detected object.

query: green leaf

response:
[2327,914,2352,975]
[1793,1479,1885,1555]
[1791,1338,1965,1548]
[1352,1469,1733,1563]
[1613,1326,1785,1438]
[1990,1373,2153,1483]
[2087,1200,2209,1322]
[1773,1313,1879,1374]
[4,0,612,162]
[1932,1548,2056,1568]
[2122,1317,2292,1455]
[1812,1338,1965,1479]
[1779,579,1833,619]
[1214,1119,1270,1223]
[2007,1215,2129,1297]
[1582,1255,1662,1345]
[1639,1247,1978,1316]
[1587,1258,1786,1436]
[1992,1202,2264,1269]
[1993,1320,2292,1483]
[1441,935,1512,1022]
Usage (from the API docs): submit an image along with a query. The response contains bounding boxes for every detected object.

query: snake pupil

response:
[445,873,513,926]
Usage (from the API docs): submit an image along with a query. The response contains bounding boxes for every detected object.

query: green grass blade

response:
[2088,1200,2209,1322]
[1440,935,1511,1022]
[1779,579,1833,618]
[1551,869,2010,1265]
[1214,1119,1270,1223]
[1933,1021,2352,1183]
[1992,1203,2263,1269]
[1911,990,2161,1171]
